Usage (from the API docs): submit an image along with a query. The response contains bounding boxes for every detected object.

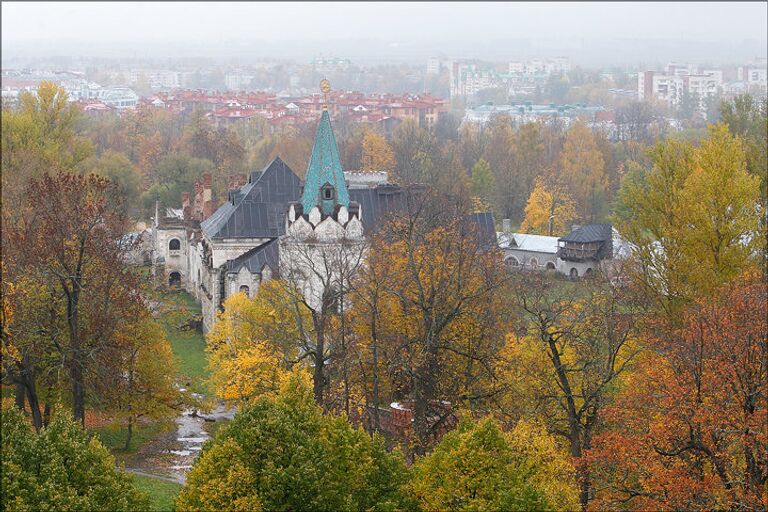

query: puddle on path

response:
[126,400,236,485]
[168,402,236,484]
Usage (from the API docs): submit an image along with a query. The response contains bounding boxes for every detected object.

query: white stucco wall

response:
[154,227,189,284]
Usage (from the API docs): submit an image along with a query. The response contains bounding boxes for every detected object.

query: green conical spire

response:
[301,107,350,216]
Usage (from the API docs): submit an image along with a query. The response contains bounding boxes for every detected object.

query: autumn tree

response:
[176,369,408,512]
[355,191,510,453]
[589,274,767,511]
[511,122,547,219]
[391,119,434,184]
[1,405,149,511]
[181,108,248,198]
[206,282,306,404]
[361,129,396,173]
[141,151,214,214]
[77,150,141,214]
[107,313,182,450]
[614,101,658,143]
[4,172,147,425]
[407,417,579,511]
[501,271,641,510]
[1,81,93,214]
[266,126,314,179]
[481,114,517,219]
[560,120,608,222]
[470,159,496,209]
[457,123,486,171]
[279,225,367,410]
[615,123,762,314]
[338,123,366,171]
[520,175,577,236]
[427,141,471,198]
[719,94,768,199]
[1,270,61,430]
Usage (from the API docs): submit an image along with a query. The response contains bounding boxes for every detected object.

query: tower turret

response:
[300,79,350,216]
[281,80,365,313]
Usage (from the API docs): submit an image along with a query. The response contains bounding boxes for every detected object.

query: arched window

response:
[569,267,579,279]
[529,257,539,269]
[169,272,181,287]
[545,262,556,271]
[584,268,594,277]
[169,238,181,251]
[239,285,250,297]
[504,256,520,268]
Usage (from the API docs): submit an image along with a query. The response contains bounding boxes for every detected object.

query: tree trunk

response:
[67,284,86,426]
[43,401,51,428]
[413,346,438,455]
[24,375,43,432]
[124,415,133,451]
[70,358,86,426]
[547,333,588,510]
[312,312,325,406]
[14,381,25,410]
[18,355,43,431]
[370,312,381,432]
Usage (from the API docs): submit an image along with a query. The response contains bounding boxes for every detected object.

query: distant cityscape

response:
[2,55,766,140]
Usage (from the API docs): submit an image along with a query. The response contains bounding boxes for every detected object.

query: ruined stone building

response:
[152,84,493,331]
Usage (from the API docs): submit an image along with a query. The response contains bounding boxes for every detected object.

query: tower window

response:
[169,238,181,250]
[322,184,335,200]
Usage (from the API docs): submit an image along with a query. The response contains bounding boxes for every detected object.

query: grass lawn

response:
[131,474,182,512]
[92,419,175,463]
[157,290,209,394]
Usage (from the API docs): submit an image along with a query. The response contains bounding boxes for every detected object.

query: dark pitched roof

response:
[558,224,613,243]
[350,186,496,238]
[349,185,407,232]
[226,238,279,274]
[467,211,496,243]
[201,157,302,239]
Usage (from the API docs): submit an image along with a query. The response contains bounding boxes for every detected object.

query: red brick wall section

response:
[203,200,216,220]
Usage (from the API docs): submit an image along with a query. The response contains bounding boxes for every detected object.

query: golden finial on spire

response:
[320,79,331,111]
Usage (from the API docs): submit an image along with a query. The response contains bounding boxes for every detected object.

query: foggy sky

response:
[2,2,767,66]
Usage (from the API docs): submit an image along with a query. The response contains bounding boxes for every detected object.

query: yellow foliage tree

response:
[520,176,578,236]
[500,274,641,510]
[1,81,93,213]
[352,206,511,452]
[361,130,395,173]
[406,417,578,511]
[206,280,309,404]
[560,120,607,222]
[111,314,181,450]
[615,123,762,312]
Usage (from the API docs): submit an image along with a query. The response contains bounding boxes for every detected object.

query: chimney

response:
[202,174,212,203]
[227,174,246,191]
[502,218,512,233]
[203,200,216,221]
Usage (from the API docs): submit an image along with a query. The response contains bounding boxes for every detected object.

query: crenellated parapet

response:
[285,201,364,243]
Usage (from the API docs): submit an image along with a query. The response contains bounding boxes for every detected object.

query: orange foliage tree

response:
[588,273,767,511]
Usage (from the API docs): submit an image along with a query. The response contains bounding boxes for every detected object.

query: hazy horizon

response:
[2,2,767,67]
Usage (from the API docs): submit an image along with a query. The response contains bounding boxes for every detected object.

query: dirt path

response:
[124,400,235,485]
